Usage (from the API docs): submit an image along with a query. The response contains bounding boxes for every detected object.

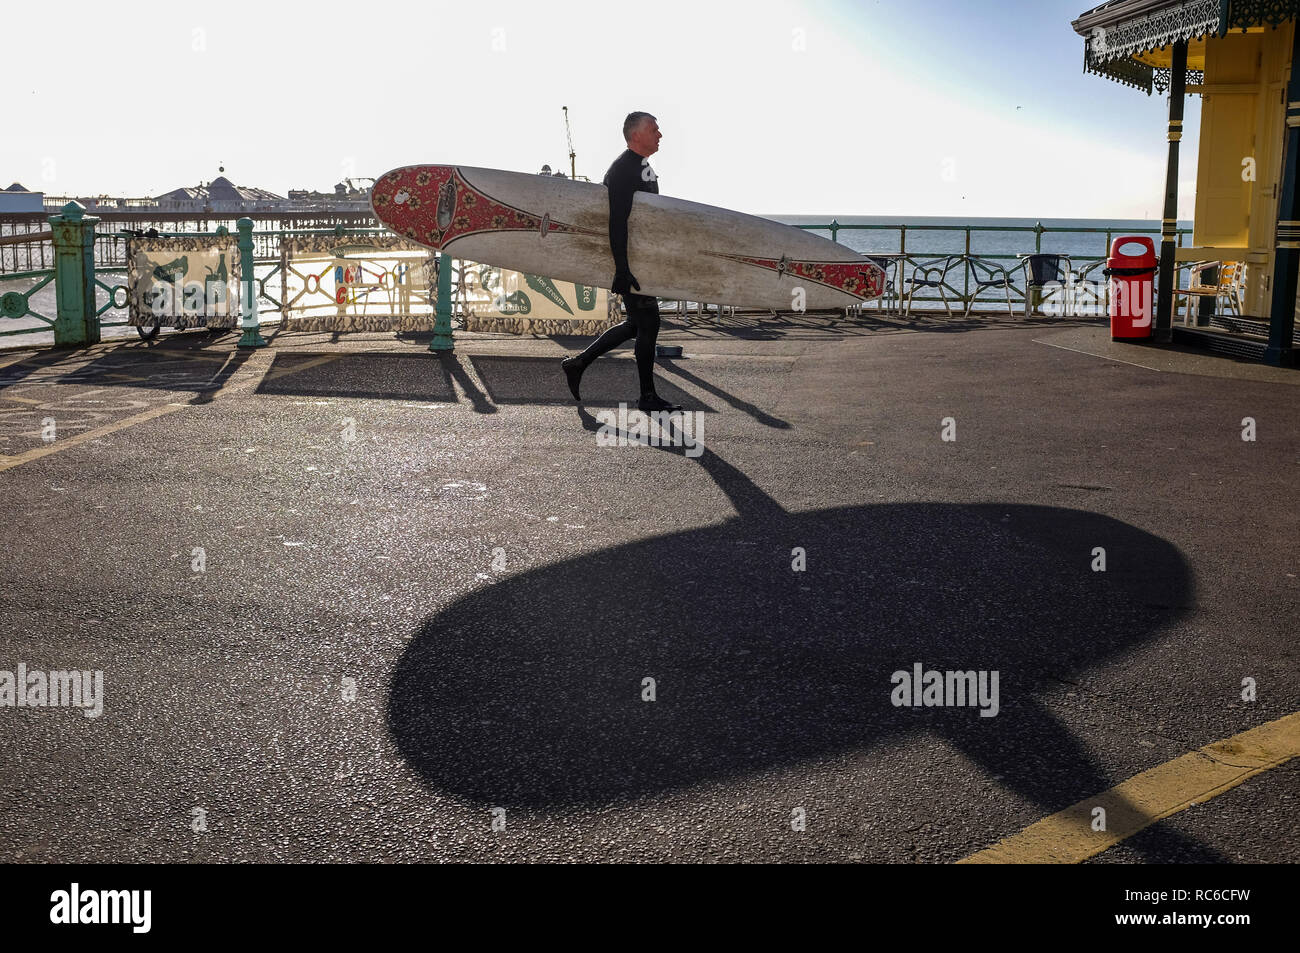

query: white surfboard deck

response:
[371,164,885,311]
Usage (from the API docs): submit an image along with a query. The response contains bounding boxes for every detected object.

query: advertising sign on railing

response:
[460,262,615,335]
[282,235,438,331]
[127,236,241,329]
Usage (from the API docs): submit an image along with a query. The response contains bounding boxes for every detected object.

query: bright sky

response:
[6,0,1200,219]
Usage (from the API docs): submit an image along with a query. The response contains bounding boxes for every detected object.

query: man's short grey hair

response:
[623,111,656,141]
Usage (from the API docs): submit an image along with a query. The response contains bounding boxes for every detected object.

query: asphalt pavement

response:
[0,310,1296,862]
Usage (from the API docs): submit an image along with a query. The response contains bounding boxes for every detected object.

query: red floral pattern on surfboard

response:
[371,166,602,251]
[705,253,886,301]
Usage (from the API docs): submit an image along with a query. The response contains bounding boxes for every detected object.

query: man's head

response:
[623,111,661,157]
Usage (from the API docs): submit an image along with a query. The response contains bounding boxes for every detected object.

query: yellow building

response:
[1072,0,1300,366]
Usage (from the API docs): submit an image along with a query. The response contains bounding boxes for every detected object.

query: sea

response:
[769,215,1194,263]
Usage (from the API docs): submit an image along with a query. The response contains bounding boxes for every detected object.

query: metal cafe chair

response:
[863,254,901,312]
[672,300,733,322]
[902,255,962,316]
[1019,253,1073,317]
[1174,260,1246,323]
[960,256,1016,317]
[1072,258,1109,316]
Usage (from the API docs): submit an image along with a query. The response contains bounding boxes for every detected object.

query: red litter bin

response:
[1104,236,1157,339]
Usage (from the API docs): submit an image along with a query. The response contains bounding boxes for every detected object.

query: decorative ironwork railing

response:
[91,224,447,335]
[794,220,1197,314]
[0,215,1214,344]
[0,268,57,338]
[0,210,380,276]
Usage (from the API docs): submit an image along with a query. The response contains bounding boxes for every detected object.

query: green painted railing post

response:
[236,217,266,348]
[963,227,971,302]
[429,253,454,352]
[829,219,840,244]
[48,201,101,346]
[1034,221,1044,253]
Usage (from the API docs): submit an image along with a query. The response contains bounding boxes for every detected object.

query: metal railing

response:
[793,220,1196,313]
[92,225,410,325]
[66,222,456,351]
[0,268,58,338]
[0,209,380,276]
[0,213,1214,345]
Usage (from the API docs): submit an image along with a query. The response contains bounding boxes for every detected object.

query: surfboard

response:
[370,164,886,311]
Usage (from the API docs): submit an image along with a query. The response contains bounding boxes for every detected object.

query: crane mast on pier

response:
[563,106,577,180]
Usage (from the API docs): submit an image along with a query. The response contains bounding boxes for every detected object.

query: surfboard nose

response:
[370,166,456,247]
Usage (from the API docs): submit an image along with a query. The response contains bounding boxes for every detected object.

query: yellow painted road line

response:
[0,351,38,373]
[149,351,235,365]
[0,403,187,473]
[0,353,341,473]
[0,394,43,405]
[173,352,338,403]
[959,711,1300,864]
[0,345,236,380]
[256,354,340,382]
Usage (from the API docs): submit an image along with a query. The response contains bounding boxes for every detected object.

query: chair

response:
[863,254,900,312]
[902,255,961,316]
[1072,259,1109,317]
[1174,261,1245,323]
[674,300,732,322]
[961,256,1016,317]
[1020,254,1073,317]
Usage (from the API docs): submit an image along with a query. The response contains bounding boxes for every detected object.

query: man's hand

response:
[612,268,640,296]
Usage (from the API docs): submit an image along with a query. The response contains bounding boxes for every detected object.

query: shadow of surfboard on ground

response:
[387,432,1198,860]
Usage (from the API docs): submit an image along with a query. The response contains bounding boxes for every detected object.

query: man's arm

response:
[606,161,640,294]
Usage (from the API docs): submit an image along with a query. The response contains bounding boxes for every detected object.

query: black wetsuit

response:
[575,148,662,395]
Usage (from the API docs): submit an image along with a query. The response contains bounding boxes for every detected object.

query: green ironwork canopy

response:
[1073,0,1300,93]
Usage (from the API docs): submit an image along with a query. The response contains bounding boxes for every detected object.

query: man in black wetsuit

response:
[561,111,681,413]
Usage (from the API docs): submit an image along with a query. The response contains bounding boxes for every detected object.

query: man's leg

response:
[577,313,638,365]
[560,311,637,401]
[561,294,678,410]
[626,293,661,397]
[627,293,682,412]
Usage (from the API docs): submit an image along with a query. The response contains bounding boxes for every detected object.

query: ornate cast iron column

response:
[1266,24,1300,367]
[1154,39,1187,343]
